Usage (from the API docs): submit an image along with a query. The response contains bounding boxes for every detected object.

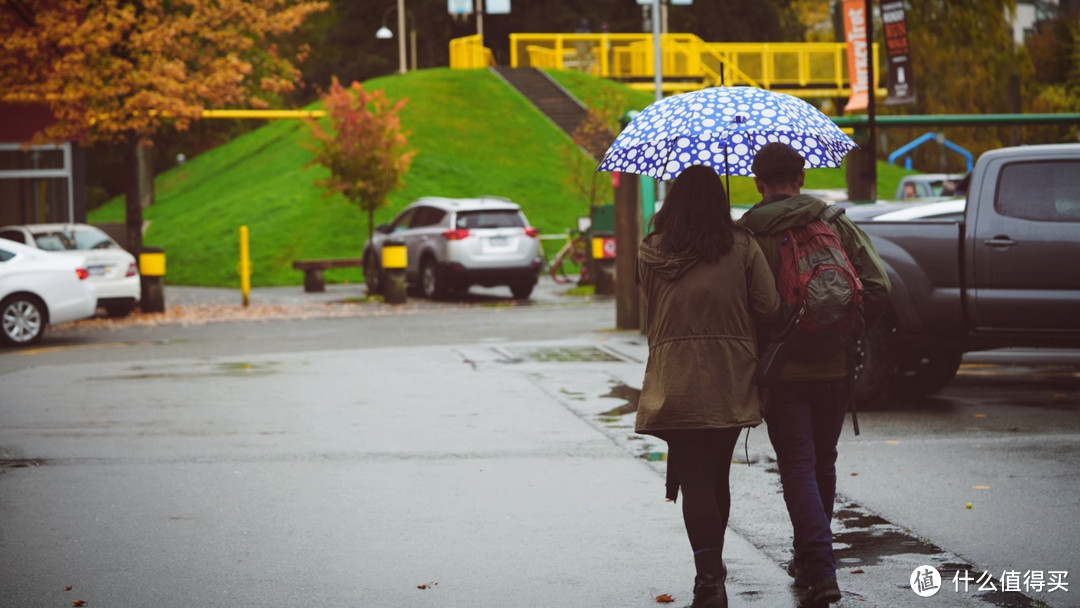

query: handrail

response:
[449,34,494,69]
[489,33,882,97]
[833,113,1080,128]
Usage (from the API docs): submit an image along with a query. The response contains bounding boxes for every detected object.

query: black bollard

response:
[139,247,166,313]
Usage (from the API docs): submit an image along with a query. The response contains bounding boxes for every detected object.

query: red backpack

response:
[775,205,864,356]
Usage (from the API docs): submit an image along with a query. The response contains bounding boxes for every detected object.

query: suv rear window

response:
[455,210,524,229]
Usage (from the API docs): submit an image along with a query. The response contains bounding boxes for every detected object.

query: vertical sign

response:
[881,1,915,105]
[843,0,869,111]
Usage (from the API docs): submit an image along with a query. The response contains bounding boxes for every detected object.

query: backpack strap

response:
[817,203,862,435]
[817,204,846,224]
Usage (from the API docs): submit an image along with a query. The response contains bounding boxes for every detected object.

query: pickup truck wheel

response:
[852,326,896,407]
[893,351,963,398]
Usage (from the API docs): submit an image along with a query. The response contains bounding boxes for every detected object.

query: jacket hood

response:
[638,234,700,281]
[737,194,828,235]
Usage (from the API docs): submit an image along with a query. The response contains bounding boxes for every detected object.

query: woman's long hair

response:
[647,165,736,262]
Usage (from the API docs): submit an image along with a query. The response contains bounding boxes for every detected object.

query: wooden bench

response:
[292,258,365,293]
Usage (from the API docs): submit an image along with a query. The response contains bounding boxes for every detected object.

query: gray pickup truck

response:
[846,144,1080,403]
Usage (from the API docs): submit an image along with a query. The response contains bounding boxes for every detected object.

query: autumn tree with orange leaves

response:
[307,78,415,243]
[0,0,327,252]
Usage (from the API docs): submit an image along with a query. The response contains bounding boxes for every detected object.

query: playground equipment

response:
[888,131,974,173]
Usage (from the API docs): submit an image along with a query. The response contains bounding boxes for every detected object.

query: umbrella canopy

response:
[597,86,857,180]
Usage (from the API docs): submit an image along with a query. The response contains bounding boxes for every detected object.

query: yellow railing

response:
[449,34,495,69]
[494,33,883,97]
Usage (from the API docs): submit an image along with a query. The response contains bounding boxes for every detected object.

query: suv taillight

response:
[442,229,470,241]
[126,262,139,277]
[76,267,89,280]
[524,227,539,238]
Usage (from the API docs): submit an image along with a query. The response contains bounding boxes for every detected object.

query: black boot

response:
[688,550,728,608]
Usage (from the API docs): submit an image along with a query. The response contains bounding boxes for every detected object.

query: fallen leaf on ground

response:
[73,601,87,607]
[417,580,439,590]
[655,593,675,603]
[63,586,72,591]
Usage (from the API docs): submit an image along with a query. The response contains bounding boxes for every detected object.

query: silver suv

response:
[362,197,544,300]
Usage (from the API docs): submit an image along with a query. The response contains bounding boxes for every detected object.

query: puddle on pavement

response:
[601,384,641,416]
[94,361,281,380]
[828,504,1038,605]
[832,505,943,568]
[594,382,653,458]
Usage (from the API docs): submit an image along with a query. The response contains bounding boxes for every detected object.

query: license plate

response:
[88,266,109,276]
[487,236,508,246]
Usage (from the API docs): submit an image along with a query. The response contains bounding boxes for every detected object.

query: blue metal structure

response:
[888,131,974,172]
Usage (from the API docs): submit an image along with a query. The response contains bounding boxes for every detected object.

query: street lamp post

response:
[376,0,416,74]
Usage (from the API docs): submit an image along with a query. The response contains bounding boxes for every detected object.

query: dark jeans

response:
[765,380,849,582]
[665,428,742,554]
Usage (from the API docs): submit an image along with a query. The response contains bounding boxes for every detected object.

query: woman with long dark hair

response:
[636,165,780,608]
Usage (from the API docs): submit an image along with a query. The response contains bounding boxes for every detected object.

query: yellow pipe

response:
[201,109,325,119]
[239,225,251,307]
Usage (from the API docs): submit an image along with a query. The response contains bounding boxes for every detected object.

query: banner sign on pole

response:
[842,0,869,112]
[881,0,916,106]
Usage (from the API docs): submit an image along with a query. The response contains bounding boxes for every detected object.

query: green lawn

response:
[90,68,917,287]
[91,69,592,286]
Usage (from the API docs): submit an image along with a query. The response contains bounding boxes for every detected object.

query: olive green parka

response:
[635,229,781,436]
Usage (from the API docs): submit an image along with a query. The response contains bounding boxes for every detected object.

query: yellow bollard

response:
[138,247,166,313]
[239,226,251,307]
[381,240,407,304]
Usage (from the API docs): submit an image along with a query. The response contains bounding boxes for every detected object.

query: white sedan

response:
[0,239,97,346]
[0,223,140,316]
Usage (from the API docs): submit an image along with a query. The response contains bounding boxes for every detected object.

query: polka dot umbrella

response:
[597,86,857,180]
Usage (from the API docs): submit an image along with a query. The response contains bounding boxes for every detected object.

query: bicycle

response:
[548,229,591,284]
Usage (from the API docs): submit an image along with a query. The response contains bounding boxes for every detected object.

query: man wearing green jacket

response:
[737,143,890,607]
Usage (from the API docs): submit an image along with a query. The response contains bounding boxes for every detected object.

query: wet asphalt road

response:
[2,279,1079,607]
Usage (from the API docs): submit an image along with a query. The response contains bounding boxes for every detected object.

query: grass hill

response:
[89,68,914,287]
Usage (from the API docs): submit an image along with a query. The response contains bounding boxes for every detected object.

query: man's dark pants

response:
[765,379,849,582]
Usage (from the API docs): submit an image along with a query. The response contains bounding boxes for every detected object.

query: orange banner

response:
[843,0,869,112]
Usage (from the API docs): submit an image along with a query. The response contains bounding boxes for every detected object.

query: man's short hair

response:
[751,142,805,185]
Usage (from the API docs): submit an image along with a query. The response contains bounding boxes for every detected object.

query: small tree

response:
[567,91,620,213]
[308,78,415,242]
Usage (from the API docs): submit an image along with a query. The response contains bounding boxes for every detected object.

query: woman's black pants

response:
[664,428,742,553]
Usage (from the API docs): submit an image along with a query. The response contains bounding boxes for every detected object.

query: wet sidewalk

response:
[29,280,1039,607]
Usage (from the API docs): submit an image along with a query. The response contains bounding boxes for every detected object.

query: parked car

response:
[363,197,544,300]
[0,238,97,346]
[894,173,966,199]
[0,223,140,316]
